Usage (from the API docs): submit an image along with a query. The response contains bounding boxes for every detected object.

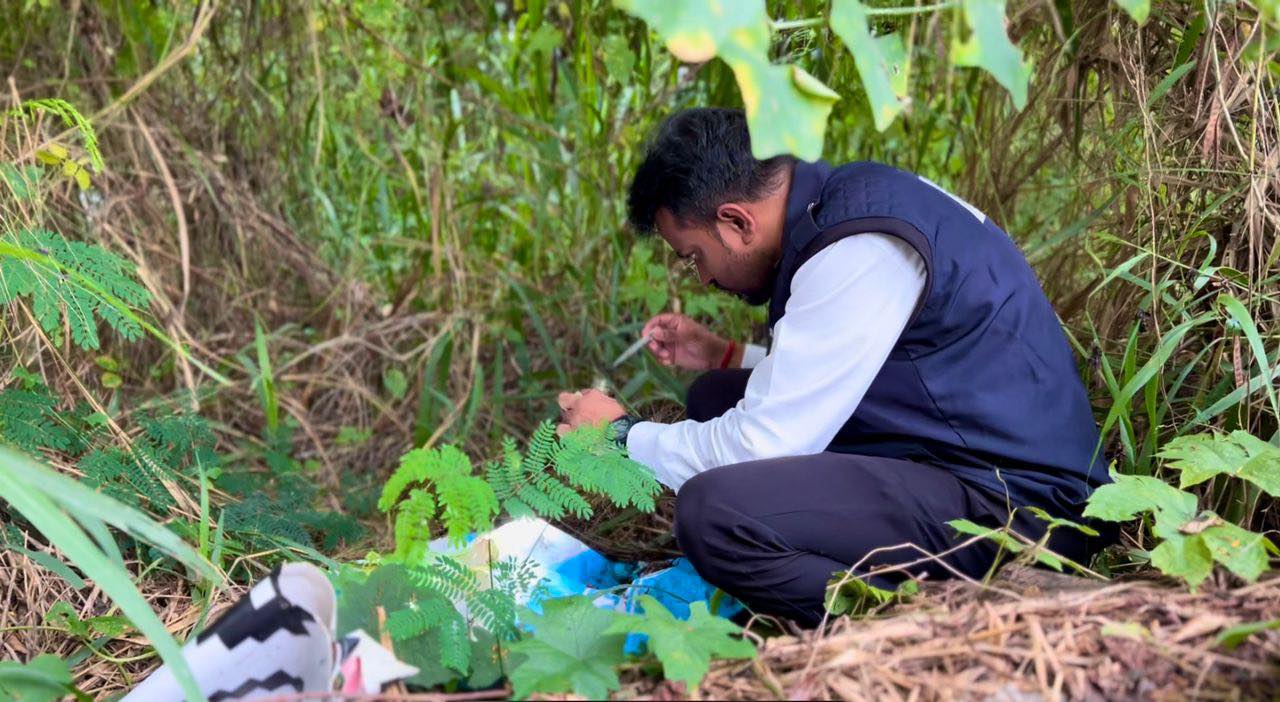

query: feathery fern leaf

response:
[381,445,498,548]
[78,447,174,511]
[486,422,593,521]
[393,489,436,563]
[0,387,76,453]
[553,423,662,512]
[0,229,150,350]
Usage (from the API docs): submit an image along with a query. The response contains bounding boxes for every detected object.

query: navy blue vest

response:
[769,161,1108,517]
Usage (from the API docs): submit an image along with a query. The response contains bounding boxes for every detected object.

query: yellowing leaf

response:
[1201,521,1271,582]
[613,0,771,63]
[1161,431,1280,497]
[725,53,838,160]
[35,143,68,165]
[830,0,909,131]
[950,0,1032,109]
[72,163,91,191]
[615,0,838,159]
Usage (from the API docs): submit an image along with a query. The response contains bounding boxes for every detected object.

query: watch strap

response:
[608,414,642,449]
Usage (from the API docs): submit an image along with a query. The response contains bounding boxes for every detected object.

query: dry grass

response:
[633,567,1280,701]
[0,547,244,700]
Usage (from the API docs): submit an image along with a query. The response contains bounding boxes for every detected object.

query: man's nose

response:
[698,265,713,286]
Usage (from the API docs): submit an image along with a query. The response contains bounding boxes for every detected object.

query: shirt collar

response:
[783,160,833,243]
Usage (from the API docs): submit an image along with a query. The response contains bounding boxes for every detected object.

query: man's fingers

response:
[556,423,571,437]
[642,313,681,338]
[557,391,577,411]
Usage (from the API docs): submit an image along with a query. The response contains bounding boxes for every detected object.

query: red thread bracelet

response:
[718,341,736,369]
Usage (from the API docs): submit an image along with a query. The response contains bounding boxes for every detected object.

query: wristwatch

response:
[608,414,642,449]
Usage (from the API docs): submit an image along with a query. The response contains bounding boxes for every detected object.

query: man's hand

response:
[642,313,731,370]
[556,389,626,436]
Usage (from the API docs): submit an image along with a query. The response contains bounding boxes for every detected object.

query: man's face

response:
[655,205,783,306]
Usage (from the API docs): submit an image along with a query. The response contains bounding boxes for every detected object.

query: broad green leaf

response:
[606,596,755,689]
[1217,619,1280,651]
[950,0,1033,109]
[615,0,839,160]
[1201,521,1271,582]
[1238,449,1280,497]
[1149,533,1213,588]
[35,143,68,165]
[1146,60,1197,108]
[0,654,73,702]
[613,0,770,63]
[383,368,408,400]
[1083,473,1198,539]
[1113,0,1150,24]
[830,0,909,131]
[1161,431,1280,496]
[508,596,628,700]
[724,54,839,160]
[1162,432,1252,488]
[600,35,636,77]
[525,23,562,55]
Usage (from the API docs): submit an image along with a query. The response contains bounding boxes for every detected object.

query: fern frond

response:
[0,229,151,349]
[471,588,519,639]
[386,596,457,640]
[409,556,483,602]
[435,617,471,672]
[420,445,498,544]
[487,423,594,521]
[554,423,662,512]
[520,420,559,474]
[78,447,174,510]
[393,489,436,563]
[379,447,430,511]
[491,556,546,606]
[0,387,75,452]
[222,493,315,548]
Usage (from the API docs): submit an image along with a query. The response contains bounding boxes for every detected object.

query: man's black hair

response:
[627,108,795,235]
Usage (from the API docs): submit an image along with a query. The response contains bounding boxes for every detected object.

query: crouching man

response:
[557,108,1113,627]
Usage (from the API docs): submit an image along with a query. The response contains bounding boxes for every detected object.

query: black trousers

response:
[674,369,1108,627]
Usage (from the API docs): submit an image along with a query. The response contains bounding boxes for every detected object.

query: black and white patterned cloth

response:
[124,563,415,701]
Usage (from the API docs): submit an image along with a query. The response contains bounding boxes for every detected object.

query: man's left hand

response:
[557,389,625,436]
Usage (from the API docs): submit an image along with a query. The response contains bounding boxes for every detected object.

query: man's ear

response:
[716,203,755,246]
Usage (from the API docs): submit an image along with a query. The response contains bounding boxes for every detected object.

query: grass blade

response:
[0,447,206,702]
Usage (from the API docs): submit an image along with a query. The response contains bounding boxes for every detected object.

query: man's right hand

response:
[642,313,732,370]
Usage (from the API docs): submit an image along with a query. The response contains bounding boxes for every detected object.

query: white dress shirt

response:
[626,233,928,491]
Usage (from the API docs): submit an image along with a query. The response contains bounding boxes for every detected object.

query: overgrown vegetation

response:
[1,0,1276,698]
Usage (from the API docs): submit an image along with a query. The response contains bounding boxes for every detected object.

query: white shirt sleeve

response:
[626,233,927,491]
[740,343,767,369]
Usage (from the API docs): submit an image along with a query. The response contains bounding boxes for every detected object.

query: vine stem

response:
[772,1,958,29]
[772,17,825,30]
[865,2,958,16]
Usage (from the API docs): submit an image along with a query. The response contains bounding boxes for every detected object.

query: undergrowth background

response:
[0,0,1277,697]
